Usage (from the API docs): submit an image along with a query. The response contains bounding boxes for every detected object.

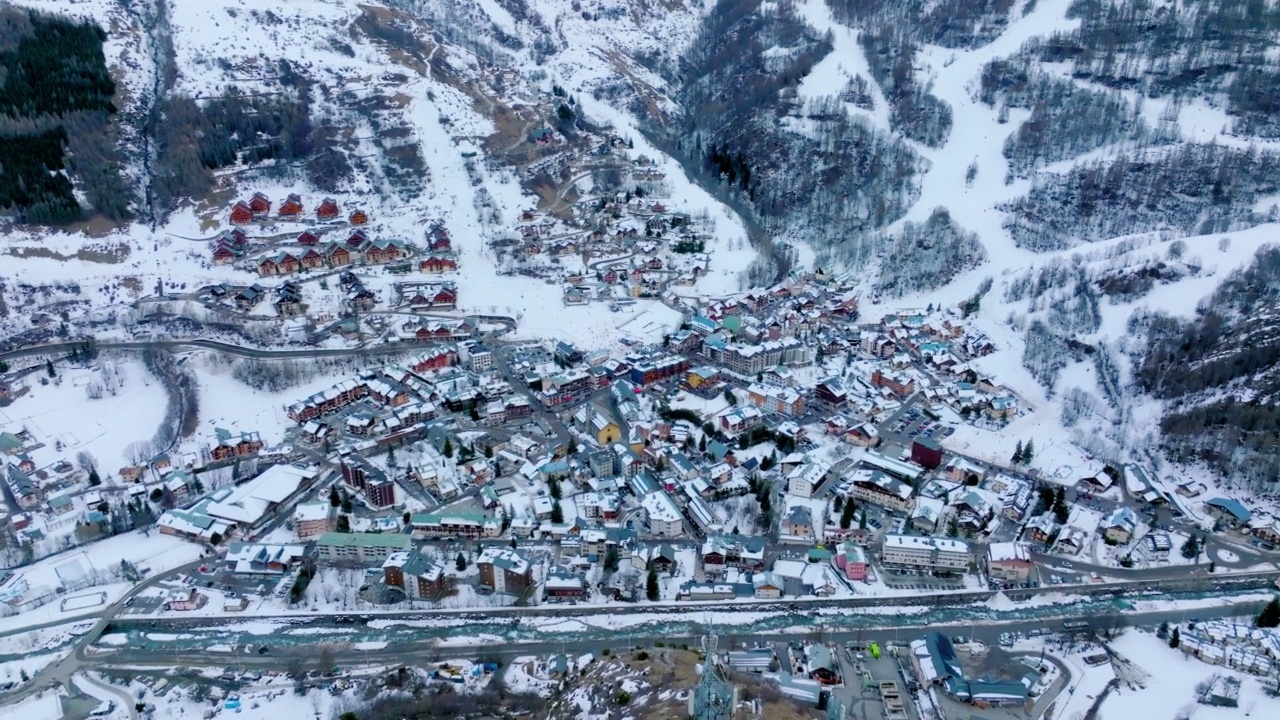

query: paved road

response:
[72,672,138,720]
[0,558,207,707]
[83,601,1263,679]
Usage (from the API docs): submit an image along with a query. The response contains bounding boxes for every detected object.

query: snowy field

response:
[1100,631,1279,719]
[0,360,167,474]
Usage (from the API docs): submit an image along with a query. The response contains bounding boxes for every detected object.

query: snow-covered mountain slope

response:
[5,0,1280,489]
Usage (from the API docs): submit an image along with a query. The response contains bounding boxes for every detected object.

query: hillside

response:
[2,0,1280,490]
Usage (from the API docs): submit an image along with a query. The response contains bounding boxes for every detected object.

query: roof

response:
[205,464,317,525]
[315,532,412,550]
[1205,497,1251,522]
[641,491,681,523]
[987,542,1031,563]
[883,534,969,554]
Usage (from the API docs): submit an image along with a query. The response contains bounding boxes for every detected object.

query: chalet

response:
[278,193,304,218]
[545,572,587,602]
[427,223,452,251]
[274,282,304,317]
[212,243,238,265]
[211,428,264,461]
[1024,514,1058,544]
[346,229,369,248]
[257,257,280,277]
[364,239,406,265]
[299,248,324,269]
[316,198,340,220]
[235,284,264,310]
[419,254,458,273]
[347,284,376,312]
[1104,507,1138,544]
[282,252,302,274]
[297,230,320,246]
[349,209,368,225]
[325,244,352,267]
[248,192,271,216]
[229,201,253,225]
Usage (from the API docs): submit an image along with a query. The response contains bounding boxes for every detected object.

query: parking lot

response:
[834,643,919,720]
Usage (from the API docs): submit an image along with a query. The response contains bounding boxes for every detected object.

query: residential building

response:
[382,551,447,600]
[881,534,971,574]
[832,541,867,582]
[477,547,533,596]
[1104,507,1138,544]
[409,509,501,539]
[314,532,412,566]
[786,460,831,499]
[641,491,684,537]
[848,470,915,513]
[292,502,334,539]
[782,506,814,539]
[985,542,1033,582]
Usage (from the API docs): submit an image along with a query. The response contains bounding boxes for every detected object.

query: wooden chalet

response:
[316,198,339,220]
[364,239,406,265]
[349,209,368,225]
[212,243,237,265]
[346,229,369,249]
[419,254,458,273]
[297,230,319,246]
[248,192,271,216]
[278,193,304,218]
[325,244,352,267]
[229,202,253,225]
[300,248,324,269]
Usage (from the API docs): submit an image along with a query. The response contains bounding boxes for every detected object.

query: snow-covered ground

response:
[1101,630,1278,719]
[0,360,166,474]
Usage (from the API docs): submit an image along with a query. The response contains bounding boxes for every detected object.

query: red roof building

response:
[349,209,368,225]
[279,193,304,218]
[230,202,253,225]
[316,198,339,220]
[248,192,271,216]
[297,231,319,245]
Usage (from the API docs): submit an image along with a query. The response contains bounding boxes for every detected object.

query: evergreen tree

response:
[46,359,55,377]
[1157,621,1169,639]
[550,500,564,524]
[329,486,341,507]
[1181,534,1200,560]
[1012,440,1024,465]
[1256,596,1280,628]
[604,545,619,573]
[1169,626,1181,648]
[87,467,101,486]
[549,478,562,500]
[859,508,867,531]
[443,438,453,458]
[646,566,659,601]
[386,447,397,467]
[699,435,707,453]
[1023,439,1035,463]
[341,497,354,514]
[839,501,856,530]
[833,495,844,512]
[456,553,468,572]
